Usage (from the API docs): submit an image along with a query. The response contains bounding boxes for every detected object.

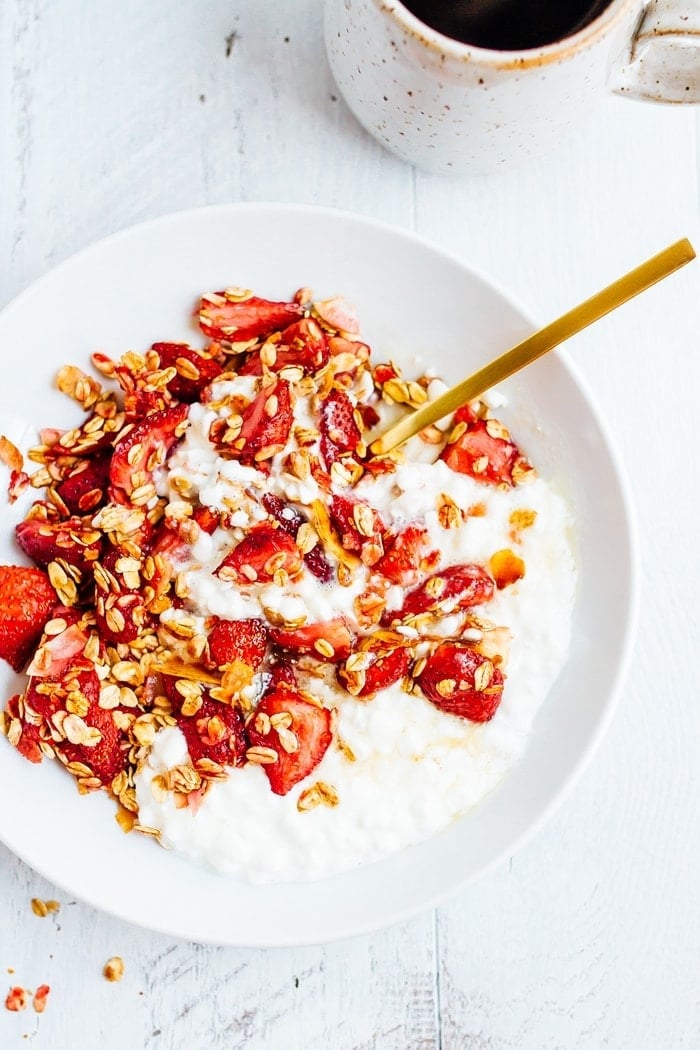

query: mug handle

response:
[610,0,700,102]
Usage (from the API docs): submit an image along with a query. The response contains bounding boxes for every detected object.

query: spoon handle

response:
[370,237,695,456]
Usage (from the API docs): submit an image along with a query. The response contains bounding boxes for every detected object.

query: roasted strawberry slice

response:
[328,335,371,362]
[240,318,329,376]
[26,617,90,680]
[329,494,384,565]
[339,645,412,698]
[216,522,303,584]
[100,352,173,421]
[265,659,297,691]
[38,406,122,461]
[269,617,354,662]
[96,592,150,645]
[313,296,360,334]
[261,494,333,582]
[5,694,43,763]
[319,389,362,468]
[152,342,223,402]
[441,408,530,487]
[109,403,189,506]
[329,495,383,551]
[246,686,333,796]
[385,563,495,623]
[55,454,111,515]
[355,402,381,430]
[373,522,439,586]
[93,547,152,645]
[166,679,246,768]
[416,642,505,722]
[193,505,220,535]
[15,516,103,573]
[198,292,303,343]
[207,617,268,670]
[148,518,192,570]
[236,379,293,466]
[56,669,130,784]
[0,565,57,672]
[373,362,400,386]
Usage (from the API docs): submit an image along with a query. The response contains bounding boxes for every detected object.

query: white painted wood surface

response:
[1,1,699,1046]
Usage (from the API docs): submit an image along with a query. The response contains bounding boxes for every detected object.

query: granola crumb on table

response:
[103,956,125,982]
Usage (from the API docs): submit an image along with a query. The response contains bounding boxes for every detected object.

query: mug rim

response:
[378,0,638,68]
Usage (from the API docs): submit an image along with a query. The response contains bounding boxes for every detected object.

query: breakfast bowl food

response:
[0,204,637,945]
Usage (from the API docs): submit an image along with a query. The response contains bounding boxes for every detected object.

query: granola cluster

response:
[0,285,537,837]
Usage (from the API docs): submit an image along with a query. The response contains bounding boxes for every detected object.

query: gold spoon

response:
[370,238,695,456]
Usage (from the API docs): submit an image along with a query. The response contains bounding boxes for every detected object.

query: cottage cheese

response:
[135,371,576,882]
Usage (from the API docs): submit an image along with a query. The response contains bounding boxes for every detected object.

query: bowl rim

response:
[0,202,640,945]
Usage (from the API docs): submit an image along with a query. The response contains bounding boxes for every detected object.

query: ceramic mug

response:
[324,0,700,175]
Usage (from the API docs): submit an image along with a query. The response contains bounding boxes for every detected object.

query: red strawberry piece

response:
[416,642,505,722]
[266,659,297,691]
[386,563,495,623]
[374,522,439,586]
[15,515,103,573]
[130,391,171,421]
[193,505,220,535]
[440,407,526,487]
[240,318,329,376]
[22,664,70,721]
[57,668,130,783]
[39,412,118,461]
[236,379,293,466]
[96,592,150,645]
[246,686,333,796]
[339,645,412,698]
[362,646,412,695]
[165,679,246,768]
[319,389,362,468]
[8,469,30,504]
[6,693,44,763]
[329,494,384,556]
[0,565,56,672]
[100,545,140,584]
[55,454,111,515]
[328,336,371,362]
[26,619,90,679]
[109,403,189,505]
[453,402,480,427]
[326,336,371,385]
[104,352,170,420]
[198,292,303,342]
[374,363,399,385]
[93,547,152,645]
[152,342,223,402]
[216,522,303,584]
[148,519,191,569]
[269,617,354,663]
[362,455,398,479]
[207,617,268,670]
[313,296,360,334]
[356,402,381,429]
[261,494,333,582]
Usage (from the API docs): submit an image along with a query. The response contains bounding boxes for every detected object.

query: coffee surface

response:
[402,0,613,51]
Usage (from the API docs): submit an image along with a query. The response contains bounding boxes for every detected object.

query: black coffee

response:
[402,0,613,51]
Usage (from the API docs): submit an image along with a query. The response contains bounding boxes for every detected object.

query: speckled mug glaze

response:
[324,0,700,174]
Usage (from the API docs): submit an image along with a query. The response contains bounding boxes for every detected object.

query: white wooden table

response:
[1,2,699,1047]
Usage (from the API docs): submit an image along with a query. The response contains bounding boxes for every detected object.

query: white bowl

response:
[0,204,638,946]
